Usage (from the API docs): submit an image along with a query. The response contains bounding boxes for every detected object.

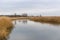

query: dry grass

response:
[29,16,60,24]
[0,16,13,40]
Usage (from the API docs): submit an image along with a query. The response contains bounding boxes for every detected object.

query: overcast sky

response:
[0,0,60,16]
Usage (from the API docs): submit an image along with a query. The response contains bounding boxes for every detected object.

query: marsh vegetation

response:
[0,17,13,40]
[29,16,60,24]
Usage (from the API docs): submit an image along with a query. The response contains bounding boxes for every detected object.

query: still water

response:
[9,19,60,40]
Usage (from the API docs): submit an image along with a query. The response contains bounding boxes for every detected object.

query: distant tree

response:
[22,13,28,17]
[40,14,42,17]
[14,13,16,17]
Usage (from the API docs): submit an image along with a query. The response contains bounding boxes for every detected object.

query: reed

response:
[29,16,60,23]
[0,17,13,40]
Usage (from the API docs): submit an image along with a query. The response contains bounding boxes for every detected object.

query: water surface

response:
[9,19,60,40]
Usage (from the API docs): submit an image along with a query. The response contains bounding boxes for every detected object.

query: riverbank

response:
[8,16,60,23]
[0,17,13,40]
[29,16,60,23]
[10,17,28,20]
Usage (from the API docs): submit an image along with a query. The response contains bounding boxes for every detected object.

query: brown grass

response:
[29,16,60,24]
[0,16,13,40]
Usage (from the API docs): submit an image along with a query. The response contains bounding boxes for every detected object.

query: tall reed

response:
[29,16,60,23]
[0,17,13,40]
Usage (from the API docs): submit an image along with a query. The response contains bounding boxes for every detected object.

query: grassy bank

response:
[29,16,60,24]
[0,17,13,40]
[10,17,29,20]
[9,16,60,23]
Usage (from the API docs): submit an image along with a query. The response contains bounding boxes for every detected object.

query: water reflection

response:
[14,19,27,25]
[18,20,21,22]
[22,19,27,24]
[14,20,16,25]
[9,20,60,40]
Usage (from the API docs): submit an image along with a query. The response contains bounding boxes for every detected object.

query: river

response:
[9,19,60,40]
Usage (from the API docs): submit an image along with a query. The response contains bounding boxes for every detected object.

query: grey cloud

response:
[0,0,60,15]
